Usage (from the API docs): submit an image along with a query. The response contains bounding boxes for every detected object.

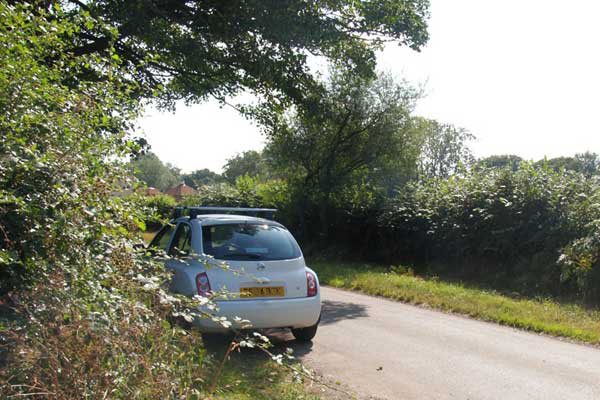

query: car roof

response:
[175,214,284,227]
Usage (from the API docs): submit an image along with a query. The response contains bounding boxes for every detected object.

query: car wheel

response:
[291,315,320,342]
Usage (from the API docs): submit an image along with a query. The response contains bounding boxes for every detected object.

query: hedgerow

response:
[354,164,600,301]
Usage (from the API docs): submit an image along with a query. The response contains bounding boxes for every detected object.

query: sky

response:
[138,0,600,173]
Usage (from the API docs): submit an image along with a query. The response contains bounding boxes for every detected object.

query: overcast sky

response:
[139,0,600,173]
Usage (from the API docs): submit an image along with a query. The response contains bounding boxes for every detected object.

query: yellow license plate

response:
[240,286,284,298]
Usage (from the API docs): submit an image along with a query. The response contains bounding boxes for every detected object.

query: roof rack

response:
[173,206,277,220]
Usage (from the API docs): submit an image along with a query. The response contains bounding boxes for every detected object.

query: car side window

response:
[169,223,192,257]
[149,224,175,251]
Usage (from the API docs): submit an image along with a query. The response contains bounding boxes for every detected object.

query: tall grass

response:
[312,260,600,344]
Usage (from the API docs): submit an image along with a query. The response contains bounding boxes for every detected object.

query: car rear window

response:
[202,223,302,261]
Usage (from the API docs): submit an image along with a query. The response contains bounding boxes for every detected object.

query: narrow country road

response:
[285,286,600,400]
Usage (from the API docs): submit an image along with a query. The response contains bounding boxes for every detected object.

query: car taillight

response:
[196,272,211,297]
[306,271,317,297]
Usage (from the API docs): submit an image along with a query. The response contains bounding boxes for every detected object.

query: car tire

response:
[291,315,320,342]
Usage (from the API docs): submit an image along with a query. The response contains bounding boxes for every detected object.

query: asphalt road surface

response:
[289,286,600,400]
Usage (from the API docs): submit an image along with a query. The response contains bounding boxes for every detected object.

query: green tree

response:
[537,152,599,177]
[182,168,223,188]
[477,154,523,171]
[414,117,475,179]
[48,0,430,107]
[266,67,421,235]
[130,152,181,191]
[222,150,270,184]
[573,152,600,176]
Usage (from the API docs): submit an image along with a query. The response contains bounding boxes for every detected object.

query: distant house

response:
[144,187,162,196]
[165,183,197,201]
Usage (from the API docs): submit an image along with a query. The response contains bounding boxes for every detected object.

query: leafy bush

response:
[0,2,144,294]
[289,162,600,301]
[559,219,600,302]
[140,194,177,230]
[374,164,600,300]
[178,177,296,227]
[0,4,217,397]
[181,182,261,208]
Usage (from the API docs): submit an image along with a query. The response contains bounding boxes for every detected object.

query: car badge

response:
[257,262,266,271]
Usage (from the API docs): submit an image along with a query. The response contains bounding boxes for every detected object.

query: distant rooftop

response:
[165,183,196,200]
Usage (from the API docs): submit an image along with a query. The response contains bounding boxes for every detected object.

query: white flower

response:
[143,282,159,290]
[233,316,251,324]
[211,316,232,328]
[192,295,210,306]
[272,354,283,365]
[159,292,179,305]
[252,332,269,342]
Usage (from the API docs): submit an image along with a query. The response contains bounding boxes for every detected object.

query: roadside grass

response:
[311,260,600,345]
[213,352,319,400]
[0,311,319,399]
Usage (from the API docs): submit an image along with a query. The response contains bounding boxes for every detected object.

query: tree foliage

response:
[476,154,523,171]
[130,151,181,191]
[536,152,600,177]
[265,67,421,234]
[268,68,420,195]
[0,2,143,292]
[182,168,223,188]
[222,150,270,184]
[50,0,430,107]
[414,117,475,179]
[131,153,223,190]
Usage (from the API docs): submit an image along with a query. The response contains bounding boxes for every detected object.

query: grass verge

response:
[311,260,600,345]
[211,354,318,400]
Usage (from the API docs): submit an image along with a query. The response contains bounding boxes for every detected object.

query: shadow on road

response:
[264,329,314,357]
[202,328,314,360]
[202,299,368,358]
[320,299,369,326]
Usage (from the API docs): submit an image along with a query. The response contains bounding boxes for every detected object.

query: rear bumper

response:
[194,294,321,332]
